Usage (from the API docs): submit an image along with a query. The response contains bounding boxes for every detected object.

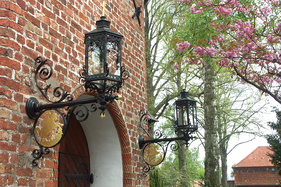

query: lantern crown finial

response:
[180,89,188,99]
[96,16,110,29]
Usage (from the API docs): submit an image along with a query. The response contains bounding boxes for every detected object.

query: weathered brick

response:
[49,28,61,39]
[15,52,23,61]
[17,0,26,10]
[0,130,9,141]
[0,98,18,110]
[0,0,148,186]
[0,1,23,15]
[7,176,13,185]
[0,77,20,91]
[56,17,67,28]
[12,134,20,143]
[0,57,21,70]
[36,169,52,178]
[0,38,20,51]
[24,12,40,28]
[12,114,21,123]
[0,67,12,78]
[22,46,38,59]
[44,180,57,187]
[17,34,25,45]
[0,27,15,38]
[10,154,19,164]
[42,7,55,20]
[0,175,7,186]
[26,0,36,6]
[0,108,11,119]
[0,10,16,21]
[17,178,28,186]
[0,19,23,34]
[16,168,32,177]
[0,142,16,151]
[0,152,9,163]
[18,16,26,26]
[0,88,12,98]
[39,37,53,50]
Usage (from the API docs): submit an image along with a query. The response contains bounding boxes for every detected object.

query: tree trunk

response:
[178,141,188,187]
[203,58,220,187]
[220,144,228,187]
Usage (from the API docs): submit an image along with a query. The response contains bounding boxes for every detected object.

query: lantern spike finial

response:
[180,89,188,99]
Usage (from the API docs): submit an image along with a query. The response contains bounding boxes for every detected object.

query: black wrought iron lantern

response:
[25,16,129,166]
[138,89,198,174]
[174,89,197,136]
[83,16,126,94]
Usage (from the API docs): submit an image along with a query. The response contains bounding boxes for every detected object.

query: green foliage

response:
[150,168,165,187]
[266,109,281,175]
[152,149,204,187]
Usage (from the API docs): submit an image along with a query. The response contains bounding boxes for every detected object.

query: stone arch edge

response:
[70,86,133,186]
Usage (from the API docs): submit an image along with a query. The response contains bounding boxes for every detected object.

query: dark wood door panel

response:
[59,116,93,187]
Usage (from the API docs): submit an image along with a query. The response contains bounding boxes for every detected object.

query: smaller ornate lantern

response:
[138,89,198,174]
[84,16,126,93]
[174,89,198,135]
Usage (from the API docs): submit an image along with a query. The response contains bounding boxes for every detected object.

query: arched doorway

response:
[58,115,93,186]
[81,104,123,187]
[58,95,123,187]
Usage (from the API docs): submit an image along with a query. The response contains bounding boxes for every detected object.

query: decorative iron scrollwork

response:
[34,56,74,103]
[139,111,180,175]
[138,110,197,176]
[27,57,125,166]
[31,146,50,167]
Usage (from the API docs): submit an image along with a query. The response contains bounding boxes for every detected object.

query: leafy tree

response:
[267,109,281,175]
[145,0,186,120]
[174,7,221,187]
[215,69,265,187]
[150,168,165,187]
[158,149,204,187]
[144,1,200,186]
[174,0,281,104]
[173,1,280,185]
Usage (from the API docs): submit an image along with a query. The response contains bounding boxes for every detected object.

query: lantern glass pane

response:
[189,103,197,131]
[88,42,104,75]
[177,105,189,127]
[106,41,120,76]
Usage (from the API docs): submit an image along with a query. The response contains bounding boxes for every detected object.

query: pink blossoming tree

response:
[174,0,281,104]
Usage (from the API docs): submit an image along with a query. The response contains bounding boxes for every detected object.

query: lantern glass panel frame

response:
[174,91,197,133]
[84,17,123,93]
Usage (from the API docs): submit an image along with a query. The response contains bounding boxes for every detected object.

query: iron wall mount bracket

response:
[26,56,122,167]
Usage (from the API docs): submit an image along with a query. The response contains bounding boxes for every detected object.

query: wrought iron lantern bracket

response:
[26,56,125,166]
[138,90,198,175]
[26,16,129,167]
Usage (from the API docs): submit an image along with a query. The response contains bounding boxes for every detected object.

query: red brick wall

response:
[0,0,148,186]
[234,167,281,186]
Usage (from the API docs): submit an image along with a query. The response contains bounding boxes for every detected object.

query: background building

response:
[233,146,281,187]
[0,0,148,186]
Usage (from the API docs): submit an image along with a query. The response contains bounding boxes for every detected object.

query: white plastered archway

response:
[79,95,123,187]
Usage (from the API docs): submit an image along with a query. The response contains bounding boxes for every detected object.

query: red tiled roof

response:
[233,146,274,168]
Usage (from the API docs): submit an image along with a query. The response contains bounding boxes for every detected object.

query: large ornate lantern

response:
[174,89,198,136]
[25,16,129,166]
[83,16,126,94]
[138,89,198,174]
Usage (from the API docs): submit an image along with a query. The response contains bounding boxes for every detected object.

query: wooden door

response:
[58,116,93,187]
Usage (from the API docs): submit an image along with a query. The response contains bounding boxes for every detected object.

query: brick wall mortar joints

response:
[0,0,148,186]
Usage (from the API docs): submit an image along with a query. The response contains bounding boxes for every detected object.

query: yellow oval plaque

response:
[34,110,64,148]
[143,143,164,166]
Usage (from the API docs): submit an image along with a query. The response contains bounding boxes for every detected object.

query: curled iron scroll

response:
[34,56,73,103]
[139,110,180,176]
